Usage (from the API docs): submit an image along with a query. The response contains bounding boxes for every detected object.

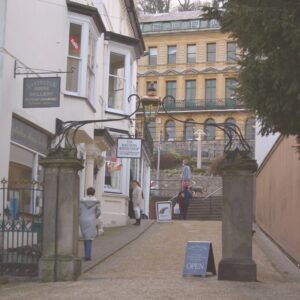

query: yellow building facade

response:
[137,11,255,159]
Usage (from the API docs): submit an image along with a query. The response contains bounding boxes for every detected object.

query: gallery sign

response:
[23,77,60,108]
[116,138,142,158]
[156,201,172,223]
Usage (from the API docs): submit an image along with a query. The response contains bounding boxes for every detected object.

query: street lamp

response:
[53,83,251,157]
[53,85,162,154]
[140,82,161,123]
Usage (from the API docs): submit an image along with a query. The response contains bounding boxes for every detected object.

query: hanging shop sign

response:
[116,138,142,158]
[23,77,60,108]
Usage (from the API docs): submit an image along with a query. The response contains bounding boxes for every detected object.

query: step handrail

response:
[201,186,223,201]
[168,194,179,205]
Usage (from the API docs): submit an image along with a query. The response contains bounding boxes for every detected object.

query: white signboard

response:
[156,201,172,222]
[117,138,142,158]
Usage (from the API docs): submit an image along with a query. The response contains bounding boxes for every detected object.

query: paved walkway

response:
[79,219,155,273]
[0,220,300,300]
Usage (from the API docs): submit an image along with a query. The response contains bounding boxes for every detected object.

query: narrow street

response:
[0,221,300,300]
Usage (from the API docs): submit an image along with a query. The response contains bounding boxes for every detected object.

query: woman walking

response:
[131,180,144,225]
[79,187,101,260]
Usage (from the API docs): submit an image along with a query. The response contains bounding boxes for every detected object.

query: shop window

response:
[104,147,123,192]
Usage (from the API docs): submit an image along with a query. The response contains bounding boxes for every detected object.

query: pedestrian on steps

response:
[181,159,192,189]
[79,187,101,261]
[131,180,144,226]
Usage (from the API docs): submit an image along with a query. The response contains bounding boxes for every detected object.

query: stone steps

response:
[173,196,223,221]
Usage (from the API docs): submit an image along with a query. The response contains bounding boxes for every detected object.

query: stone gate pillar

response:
[218,149,258,281]
[39,148,83,282]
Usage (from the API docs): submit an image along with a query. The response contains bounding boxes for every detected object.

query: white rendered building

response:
[0,0,150,227]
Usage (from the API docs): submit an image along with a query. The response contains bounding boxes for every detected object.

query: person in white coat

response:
[79,187,101,260]
[131,180,144,226]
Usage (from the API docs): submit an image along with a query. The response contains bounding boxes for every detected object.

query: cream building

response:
[0,0,148,227]
[137,11,255,162]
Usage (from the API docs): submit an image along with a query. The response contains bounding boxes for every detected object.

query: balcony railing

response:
[163,98,248,111]
[154,139,255,159]
[137,98,248,113]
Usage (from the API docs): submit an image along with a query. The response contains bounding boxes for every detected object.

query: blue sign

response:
[182,241,216,277]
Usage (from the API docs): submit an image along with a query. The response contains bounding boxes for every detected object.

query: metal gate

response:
[0,178,43,277]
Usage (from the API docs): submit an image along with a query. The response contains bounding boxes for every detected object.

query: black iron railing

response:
[0,178,43,277]
[137,98,248,113]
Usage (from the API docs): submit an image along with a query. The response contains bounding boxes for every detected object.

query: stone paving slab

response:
[0,220,300,300]
[80,219,155,273]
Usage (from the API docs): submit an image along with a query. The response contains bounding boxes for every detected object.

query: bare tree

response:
[176,0,210,11]
[137,0,171,14]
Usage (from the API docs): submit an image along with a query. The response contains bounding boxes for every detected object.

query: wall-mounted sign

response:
[182,241,216,277]
[11,117,49,155]
[23,77,60,108]
[156,201,172,222]
[116,138,142,158]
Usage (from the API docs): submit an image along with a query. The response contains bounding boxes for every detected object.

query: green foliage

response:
[204,0,300,140]
[152,151,193,170]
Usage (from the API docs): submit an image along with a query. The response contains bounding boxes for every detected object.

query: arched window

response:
[165,120,176,141]
[184,119,195,141]
[204,118,216,140]
[245,118,255,140]
[224,118,236,141]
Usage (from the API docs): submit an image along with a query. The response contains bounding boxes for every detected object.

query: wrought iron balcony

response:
[137,98,248,113]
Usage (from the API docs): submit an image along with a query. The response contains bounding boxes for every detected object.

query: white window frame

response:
[66,13,99,105]
[105,42,132,115]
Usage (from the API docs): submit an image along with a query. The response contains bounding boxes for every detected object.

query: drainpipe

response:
[0,0,7,110]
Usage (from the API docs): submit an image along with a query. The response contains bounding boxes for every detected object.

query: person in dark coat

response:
[79,187,101,261]
[180,186,193,220]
